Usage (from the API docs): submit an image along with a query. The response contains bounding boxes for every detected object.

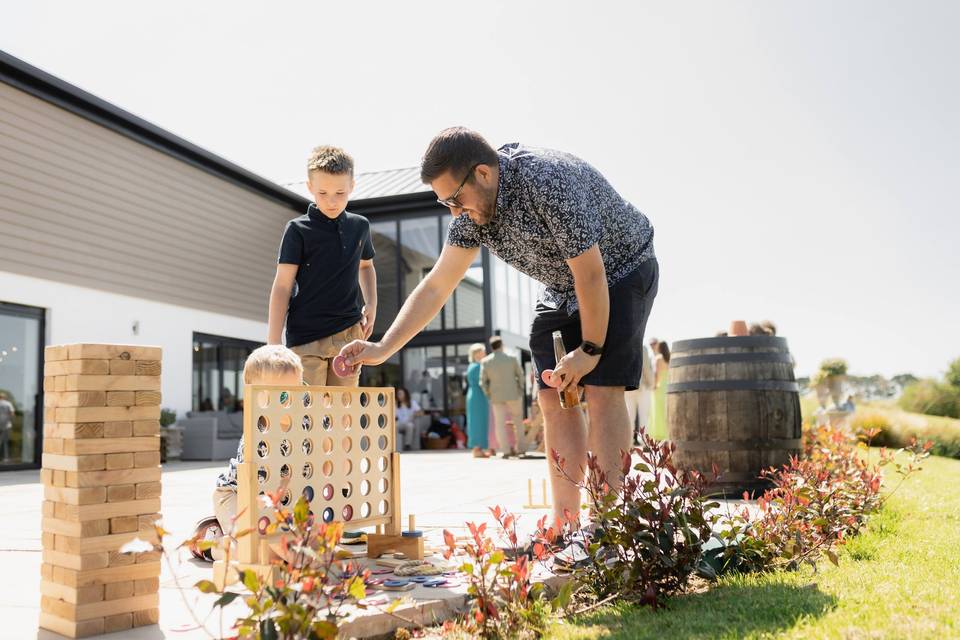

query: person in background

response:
[648,339,671,440]
[0,392,14,462]
[465,343,491,457]
[480,336,526,457]
[395,387,423,451]
[624,343,655,444]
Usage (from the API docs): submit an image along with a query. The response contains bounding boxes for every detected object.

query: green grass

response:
[546,452,960,639]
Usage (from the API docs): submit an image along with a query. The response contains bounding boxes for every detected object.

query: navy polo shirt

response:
[278,204,375,347]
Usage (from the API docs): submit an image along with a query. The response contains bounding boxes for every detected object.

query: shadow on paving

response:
[567,581,836,640]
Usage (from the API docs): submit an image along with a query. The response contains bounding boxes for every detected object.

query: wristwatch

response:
[580,341,604,356]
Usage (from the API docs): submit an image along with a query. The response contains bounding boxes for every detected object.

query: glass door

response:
[0,302,44,469]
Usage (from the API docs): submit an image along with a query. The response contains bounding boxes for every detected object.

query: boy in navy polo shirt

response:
[267,146,377,385]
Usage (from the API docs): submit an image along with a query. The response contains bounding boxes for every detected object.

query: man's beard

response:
[470,186,496,225]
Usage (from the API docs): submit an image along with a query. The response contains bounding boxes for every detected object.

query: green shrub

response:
[819,358,849,377]
[899,380,960,419]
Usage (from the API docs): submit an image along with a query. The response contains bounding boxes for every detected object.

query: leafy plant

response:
[819,358,849,377]
[441,507,570,639]
[160,407,177,427]
[899,379,960,419]
[552,431,717,609]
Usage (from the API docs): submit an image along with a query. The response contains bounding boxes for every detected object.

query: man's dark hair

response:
[420,127,499,183]
[489,336,503,351]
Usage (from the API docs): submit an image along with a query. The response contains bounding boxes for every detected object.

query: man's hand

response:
[340,340,390,368]
[552,347,601,392]
[360,305,377,339]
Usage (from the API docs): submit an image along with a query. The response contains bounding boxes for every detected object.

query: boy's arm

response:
[340,243,479,366]
[358,259,377,339]
[267,264,299,345]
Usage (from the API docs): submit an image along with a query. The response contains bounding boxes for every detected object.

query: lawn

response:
[546,451,960,639]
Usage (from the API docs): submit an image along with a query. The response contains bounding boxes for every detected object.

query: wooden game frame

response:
[215,384,413,584]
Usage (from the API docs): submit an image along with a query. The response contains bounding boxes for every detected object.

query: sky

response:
[2,1,958,378]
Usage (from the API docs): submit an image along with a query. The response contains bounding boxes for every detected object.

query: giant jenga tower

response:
[39,343,163,638]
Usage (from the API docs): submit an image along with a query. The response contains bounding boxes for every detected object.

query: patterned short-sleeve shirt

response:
[446,143,655,313]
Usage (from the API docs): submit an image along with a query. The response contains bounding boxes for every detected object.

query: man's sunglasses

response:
[436,163,480,209]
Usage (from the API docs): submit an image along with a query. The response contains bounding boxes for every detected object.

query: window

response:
[192,333,263,413]
[369,220,399,336]
[400,216,441,330]
[0,302,43,469]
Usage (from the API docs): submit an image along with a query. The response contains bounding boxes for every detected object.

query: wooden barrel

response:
[666,336,802,497]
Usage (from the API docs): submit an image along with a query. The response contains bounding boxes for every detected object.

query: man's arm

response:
[552,244,608,391]
[358,259,377,339]
[480,361,491,397]
[341,244,479,366]
[267,264,299,345]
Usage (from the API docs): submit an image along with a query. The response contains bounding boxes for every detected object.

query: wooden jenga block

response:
[106,391,136,407]
[38,612,104,638]
[135,481,161,500]
[44,486,107,505]
[42,592,159,621]
[45,407,57,423]
[43,500,56,517]
[107,550,135,567]
[135,360,161,376]
[46,422,105,439]
[57,375,161,392]
[42,531,56,549]
[43,517,110,538]
[105,453,134,470]
[54,498,162,522]
[135,391,162,406]
[56,406,161,424]
[43,549,110,571]
[134,577,159,595]
[107,484,136,502]
[41,468,53,485]
[44,375,56,392]
[40,580,104,605]
[43,438,64,454]
[134,451,161,468]
[110,516,139,534]
[104,612,133,633]
[45,391,107,408]
[102,421,133,438]
[41,563,54,581]
[67,344,161,361]
[43,453,106,472]
[135,550,162,564]
[133,607,160,627]
[138,513,161,531]
[45,344,70,361]
[44,359,110,376]
[133,420,160,436]
[66,466,160,488]
[108,359,136,375]
[56,530,157,555]
[51,561,160,588]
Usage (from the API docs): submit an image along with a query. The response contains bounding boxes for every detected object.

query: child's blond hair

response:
[242,345,303,384]
[306,146,354,176]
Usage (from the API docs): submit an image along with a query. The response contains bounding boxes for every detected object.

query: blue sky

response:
[2,1,957,378]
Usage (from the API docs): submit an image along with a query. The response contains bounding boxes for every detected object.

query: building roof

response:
[0,49,310,212]
[351,167,430,200]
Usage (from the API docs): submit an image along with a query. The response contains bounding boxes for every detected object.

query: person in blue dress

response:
[466,343,491,457]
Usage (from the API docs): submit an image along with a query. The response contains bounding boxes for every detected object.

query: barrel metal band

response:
[671,352,795,367]
[668,380,800,393]
[672,336,789,352]
[673,438,802,452]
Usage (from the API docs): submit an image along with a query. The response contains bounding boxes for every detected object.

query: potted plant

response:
[818,359,849,408]
[811,370,831,409]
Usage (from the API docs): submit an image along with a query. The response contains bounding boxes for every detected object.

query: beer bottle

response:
[552,330,581,409]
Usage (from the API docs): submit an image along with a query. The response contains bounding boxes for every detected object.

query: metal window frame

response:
[0,300,46,471]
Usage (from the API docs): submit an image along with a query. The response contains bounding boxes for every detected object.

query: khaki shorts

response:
[290,322,364,386]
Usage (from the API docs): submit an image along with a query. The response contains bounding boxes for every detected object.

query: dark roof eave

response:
[0,50,310,212]
[348,190,443,217]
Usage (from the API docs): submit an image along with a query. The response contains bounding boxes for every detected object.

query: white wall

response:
[0,270,268,415]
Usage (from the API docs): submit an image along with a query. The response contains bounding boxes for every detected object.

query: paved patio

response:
[1,450,558,639]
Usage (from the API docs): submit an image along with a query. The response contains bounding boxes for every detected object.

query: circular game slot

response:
[279,439,292,457]
[322,507,334,523]
[280,414,293,432]
[302,438,314,455]
[302,391,313,408]
[256,390,270,410]
[322,415,333,431]
[322,392,333,408]
[280,490,292,507]
[360,502,371,518]
[322,460,333,477]
[258,466,269,484]
[341,391,352,408]
[301,415,313,432]
[302,485,315,502]
[280,464,291,479]
[359,457,371,474]
[360,479,371,496]
[378,435,388,450]
[360,436,371,452]
[378,456,389,472]
[378,477,389,494]
[301,462,313,479]
[322,437,334,454]
[342,436,353,453]
[257,415,270,433]
[279,390,292,408]
[378,500,389,516]
[257,441,269,458]
[322,484,334,500]
[341,482,353,499]
[343,459,353,475]
[342,504,354,521]
[360,414,370,429]
[257,516,270,534]
[342,414,353,430]
[378,414,387,429]
[377,392,387,407]
[360,392,370,407]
